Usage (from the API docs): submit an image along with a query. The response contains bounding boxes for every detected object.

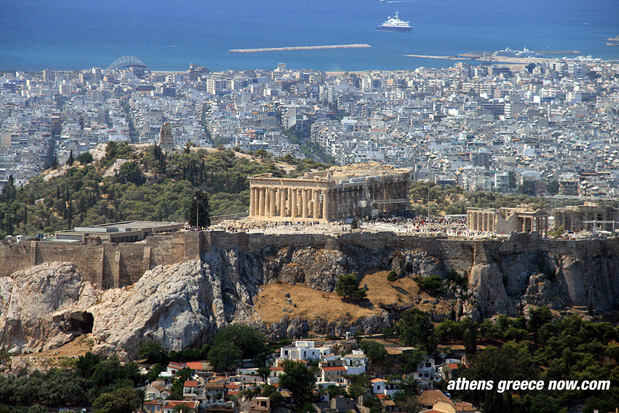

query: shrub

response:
[336,274,366,302]
[387,270,398,282]
[447,269,466,286]
[418,275,444,293]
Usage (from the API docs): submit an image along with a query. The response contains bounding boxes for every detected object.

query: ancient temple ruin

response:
[467,206,549,236]
[158,121,174,151]
[248,163,411,221]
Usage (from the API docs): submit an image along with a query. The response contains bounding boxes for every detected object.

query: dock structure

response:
[228,44,371,53]
[248,162,411,221]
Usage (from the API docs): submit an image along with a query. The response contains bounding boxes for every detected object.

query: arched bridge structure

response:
[106,56,150,73]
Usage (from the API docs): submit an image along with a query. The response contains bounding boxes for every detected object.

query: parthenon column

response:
[302,189,308,218]
[291,189,298,219]
[269,188,276,217]
[279,188,286,217]
[323,190,330,221]
[258,188,265,217]
[313,190,320,219]
[250,188,256,216]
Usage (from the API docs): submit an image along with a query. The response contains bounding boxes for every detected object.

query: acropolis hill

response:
[1,226,619,357]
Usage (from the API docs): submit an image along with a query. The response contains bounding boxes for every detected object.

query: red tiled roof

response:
[164,400,199,409]
[168,362,186,369]
[225,384,240,390]
[322,366,346,371]
[185,361,205,370]
[184,380,198,388]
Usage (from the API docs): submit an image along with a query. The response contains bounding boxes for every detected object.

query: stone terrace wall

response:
[2,231,619,290]
[0,231,202,289]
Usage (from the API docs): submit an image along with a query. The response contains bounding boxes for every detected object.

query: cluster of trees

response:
[205,325,269,372]
[454,309,619,413]
[0,353,143,411]
[0,143,328,238]
[384,307,619,413]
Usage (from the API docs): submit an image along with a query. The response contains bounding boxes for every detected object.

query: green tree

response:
[117,161,145,185]
[527,306,552,335]
[269,391,284,407]
[395,308,436,353]
[1,175,16,201]
[212,324,268,362]
[418,275,443,293]
[517,181,536,196]
[186,190,210,227]
[336,274,366,302]
[92,387,142,413]
[77,151,94,164]
[359,340,386,363]
[463,327,477,356]
[138,340,169,364]
[76,352,100,378]
[346,374,370,398]
[398,348,424,373]
[146,363,165,383]
[387,271,398,282]
[207,343,243,372]
[547,180,559,195]
[279,360,316,406]
[67,150,74,166]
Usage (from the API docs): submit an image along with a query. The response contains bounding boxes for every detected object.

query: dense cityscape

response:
[2,55,618,197]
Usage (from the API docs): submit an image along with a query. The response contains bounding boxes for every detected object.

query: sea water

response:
[1,0,618,71]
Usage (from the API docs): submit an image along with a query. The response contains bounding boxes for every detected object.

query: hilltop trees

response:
[0,146,322,239]
[185,190,210,228]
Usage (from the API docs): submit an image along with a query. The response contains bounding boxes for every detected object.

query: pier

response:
[229,44,371,53]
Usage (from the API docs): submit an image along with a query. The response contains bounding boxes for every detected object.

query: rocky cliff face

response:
[2,237,619,359]
[0,263,97,354]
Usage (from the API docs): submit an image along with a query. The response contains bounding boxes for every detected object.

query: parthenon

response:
[249,163,411,221]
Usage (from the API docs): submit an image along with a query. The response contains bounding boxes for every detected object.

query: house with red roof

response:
[144,399,200,413]
[163,400,200,413]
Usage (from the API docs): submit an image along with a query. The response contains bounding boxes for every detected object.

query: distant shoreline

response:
[228,44,372,53]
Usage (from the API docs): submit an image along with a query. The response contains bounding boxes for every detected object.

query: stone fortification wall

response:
[2,231,619,295]
[0,231,203,289]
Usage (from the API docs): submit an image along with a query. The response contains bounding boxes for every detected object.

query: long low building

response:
[248,162,411,221]
[55,220,184,243]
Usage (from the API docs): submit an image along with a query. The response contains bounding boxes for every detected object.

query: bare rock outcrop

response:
[0,262,97,353]
[91,258,257,360]
[468,263,514,317]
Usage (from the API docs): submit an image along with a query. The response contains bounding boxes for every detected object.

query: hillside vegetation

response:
[0,143,329,238]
